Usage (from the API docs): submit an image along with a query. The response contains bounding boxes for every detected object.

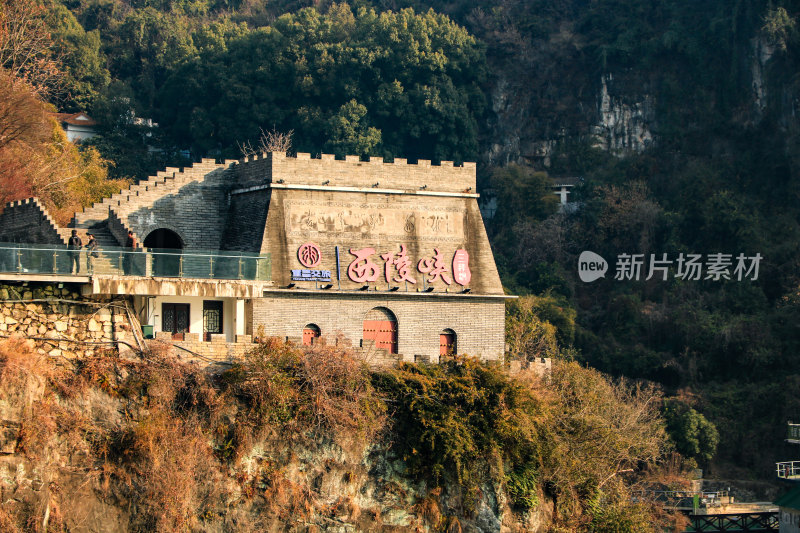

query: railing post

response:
[16,247,22,273]
[179,255,184,277]
[53,250,58,274]
[209,256,214,278]
[238,257,243,279]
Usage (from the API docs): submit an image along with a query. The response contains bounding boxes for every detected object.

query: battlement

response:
[0,197,68,244]
[235,152,476,193]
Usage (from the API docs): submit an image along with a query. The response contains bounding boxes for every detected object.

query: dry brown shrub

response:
[121,409,223,532]
[414,489,442,528]
[0,337,49,389]
[442,516,463,533]
[226,338,387,453]
[301,341,387,443]
[262,468,314,521]
[0,506,23,533]
[328,495,360,521]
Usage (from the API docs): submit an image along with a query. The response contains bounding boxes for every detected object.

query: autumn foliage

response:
[0,70,128,223]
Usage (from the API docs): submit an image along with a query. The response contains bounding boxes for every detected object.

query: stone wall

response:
[107,208,132,247]
[0,282,139,358]
[149,332,255,363]
[234,151,476,193]
[221,189,271,253]
[124,166,231,250]
[0,198,68,244]
[257,188,503,294]
[252,291,506,362]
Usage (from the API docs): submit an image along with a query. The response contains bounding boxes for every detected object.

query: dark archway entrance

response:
[144,228,183,277]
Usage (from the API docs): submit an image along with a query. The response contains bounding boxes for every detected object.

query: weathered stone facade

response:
[1,152,509,363]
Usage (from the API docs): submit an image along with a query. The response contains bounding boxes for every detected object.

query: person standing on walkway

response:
[85,233,98,274]
[68,230,82,274]
[123,230,137,274]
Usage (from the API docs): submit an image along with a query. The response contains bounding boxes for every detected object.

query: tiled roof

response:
[52,112,98,127]
[550,176,581,187]
[776,486,800,510]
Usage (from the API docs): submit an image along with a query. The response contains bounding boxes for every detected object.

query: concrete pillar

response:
[235,299,245,336]
[558,186,569,204]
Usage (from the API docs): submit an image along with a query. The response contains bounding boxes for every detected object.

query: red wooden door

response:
[363,320,398,354]
[440,332,456,356]
[303,325,320,346]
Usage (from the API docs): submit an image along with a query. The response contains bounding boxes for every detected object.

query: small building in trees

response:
[52,112,97,143]
[0,152,508,365]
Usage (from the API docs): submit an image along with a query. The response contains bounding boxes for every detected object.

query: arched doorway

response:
[440,328,457,356]
[303,324,321,346]
[144,228,183,276]
[144,228,183,249]
[363,307,398,354]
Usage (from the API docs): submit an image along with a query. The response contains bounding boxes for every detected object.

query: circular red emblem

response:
[298,242,321,268]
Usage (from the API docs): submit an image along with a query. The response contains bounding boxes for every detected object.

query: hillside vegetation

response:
[0,337,684,532]
[2,0,800,485]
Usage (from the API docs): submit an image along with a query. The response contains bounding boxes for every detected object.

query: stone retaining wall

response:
[0,282,138,358]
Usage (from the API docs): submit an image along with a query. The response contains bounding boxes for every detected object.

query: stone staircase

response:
[70,159,233,231]
[62,222,123,274]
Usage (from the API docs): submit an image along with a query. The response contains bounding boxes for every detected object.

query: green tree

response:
[158,3,485,160]
[47,1,110,109]
[663,399,719,465]
[112,7,197,111]
[323,99,381,157]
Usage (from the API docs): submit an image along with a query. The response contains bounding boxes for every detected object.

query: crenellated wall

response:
[234,152,476,193]
[0,198,69,244]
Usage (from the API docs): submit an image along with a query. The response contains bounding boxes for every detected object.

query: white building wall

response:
[148,295,238,341]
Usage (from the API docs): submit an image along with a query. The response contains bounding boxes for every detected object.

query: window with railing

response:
[788,423,800,441]
[0,243,271,281]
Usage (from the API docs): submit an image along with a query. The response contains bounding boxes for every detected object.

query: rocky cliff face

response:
[591,74,655,155]
[0,339,549,533]
[475,3,799,172]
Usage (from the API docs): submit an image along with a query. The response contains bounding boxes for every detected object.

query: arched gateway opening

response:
[440,328,457,356]
[144,228,183,277]
[363,307,398,354]
[303,324,321,346]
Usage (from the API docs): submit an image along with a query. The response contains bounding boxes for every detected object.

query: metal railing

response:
[687,512,778,533]
[776,461,800,479]
[632,490,730,508]
[0,243,271,281]
[788,423,800,441]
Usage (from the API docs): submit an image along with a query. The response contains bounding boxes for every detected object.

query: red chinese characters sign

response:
[345,246,471,288]
[452,249,471,286]
[347,247,380,283]
[381,245,417,284]
[418,248,452,285]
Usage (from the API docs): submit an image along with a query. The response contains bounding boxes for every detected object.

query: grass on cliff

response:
[0,337,685,532]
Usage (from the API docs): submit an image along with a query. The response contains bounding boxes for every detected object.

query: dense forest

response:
[3,0,800,488]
